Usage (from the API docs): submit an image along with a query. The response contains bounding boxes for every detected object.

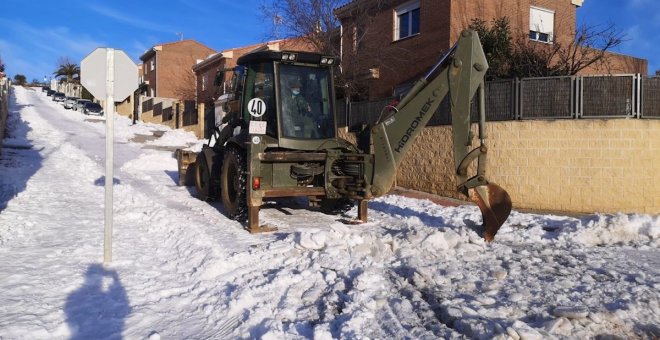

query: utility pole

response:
[176,32,184,41]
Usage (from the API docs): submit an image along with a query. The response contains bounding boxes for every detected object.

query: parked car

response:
[42,86,50,93]
[52,92,66,102]
[64,97,79,109]
[74,99,91,111]
[82,102,104,116]
[46,89,55,96]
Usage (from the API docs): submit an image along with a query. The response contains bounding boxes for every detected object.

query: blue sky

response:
[1,0,658,82]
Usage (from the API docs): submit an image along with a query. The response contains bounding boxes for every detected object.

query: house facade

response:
[139,40,216,100]
[335,0,647,100]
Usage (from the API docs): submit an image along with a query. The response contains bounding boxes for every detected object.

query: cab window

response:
[242,62,276,136]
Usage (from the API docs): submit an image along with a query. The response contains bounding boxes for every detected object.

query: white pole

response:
[104,49,115,264]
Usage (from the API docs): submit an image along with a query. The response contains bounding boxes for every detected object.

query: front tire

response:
[194,152,217,201]
[221,147,247,221]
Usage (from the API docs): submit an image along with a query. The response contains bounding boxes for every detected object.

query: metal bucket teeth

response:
[469,184,512,242]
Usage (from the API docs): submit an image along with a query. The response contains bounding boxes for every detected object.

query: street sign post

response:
[81,48,138,264]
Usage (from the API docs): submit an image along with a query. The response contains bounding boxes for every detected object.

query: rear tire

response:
[194,152,217,201]
[221,147,247,221]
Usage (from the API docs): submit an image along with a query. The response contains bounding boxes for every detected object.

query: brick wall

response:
[395,119,660,214]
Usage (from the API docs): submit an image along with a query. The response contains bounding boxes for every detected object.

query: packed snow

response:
[0,86,658,339]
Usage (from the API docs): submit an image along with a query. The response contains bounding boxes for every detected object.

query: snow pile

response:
[145,128,201,148]
[573,213,659,247]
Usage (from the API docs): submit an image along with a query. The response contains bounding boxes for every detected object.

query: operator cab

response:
[233,50,339,150]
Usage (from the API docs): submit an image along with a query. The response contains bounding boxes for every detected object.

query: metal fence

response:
[153,102,163,116]
[162,106,173,121]
[642,76,660,118]
[580,74,638,118]
[182,100,198,126]
[344,74,656,127]
[142,98,153,113]
[520,76,573,119]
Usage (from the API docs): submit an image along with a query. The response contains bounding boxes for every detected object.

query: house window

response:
[529,6,554,43]
[395,0,420,41]
[202,74,207,91]
[150,59,155,71]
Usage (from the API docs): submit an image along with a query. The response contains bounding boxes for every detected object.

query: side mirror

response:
[230,66,245,94]
[214,70,225,87]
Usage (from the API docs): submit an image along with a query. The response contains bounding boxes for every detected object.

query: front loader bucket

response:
[469,184,512,242]
[175,149,198,187]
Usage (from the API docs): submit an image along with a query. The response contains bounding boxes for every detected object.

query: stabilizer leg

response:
[357,200,368,223]
[247,205,277,233]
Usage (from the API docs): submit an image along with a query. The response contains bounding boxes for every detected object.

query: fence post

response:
[514,78,520,120]
[635,74,642,118]
[577,76,583,119]
[198,102,205,139]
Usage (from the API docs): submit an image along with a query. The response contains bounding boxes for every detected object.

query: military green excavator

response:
[176,29,512,241]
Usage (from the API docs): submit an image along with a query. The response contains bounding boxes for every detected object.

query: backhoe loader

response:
[176,30,512,241]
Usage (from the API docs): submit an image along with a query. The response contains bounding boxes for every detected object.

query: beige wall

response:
[395,119,660,214]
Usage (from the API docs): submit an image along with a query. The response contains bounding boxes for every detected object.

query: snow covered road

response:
[0,86,658,339]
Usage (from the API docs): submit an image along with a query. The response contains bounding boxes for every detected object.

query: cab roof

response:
[237,50,340,67]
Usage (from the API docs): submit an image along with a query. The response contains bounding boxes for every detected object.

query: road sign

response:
[81,48,138,101]
[81,48,138,264]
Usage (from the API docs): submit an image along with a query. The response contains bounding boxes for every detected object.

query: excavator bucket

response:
[469,184,512,242]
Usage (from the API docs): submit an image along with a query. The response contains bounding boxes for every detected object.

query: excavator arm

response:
[369,30,512,241]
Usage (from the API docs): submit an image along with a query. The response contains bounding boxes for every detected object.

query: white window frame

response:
[529,6,554,43]
[150,59,155,71]
[394,0,420,41]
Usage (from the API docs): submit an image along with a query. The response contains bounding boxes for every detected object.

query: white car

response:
[52,92,66,103]
[64,97,79,109]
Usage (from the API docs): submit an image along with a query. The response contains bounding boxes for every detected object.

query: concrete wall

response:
[138,96,206,138]
[395,119,660,214]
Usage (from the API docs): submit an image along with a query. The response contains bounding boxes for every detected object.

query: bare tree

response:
[0,54,5,73]
[172,69,197,101]
[260,0,394,100]
[555,23,625,75]
[260,0,345,55]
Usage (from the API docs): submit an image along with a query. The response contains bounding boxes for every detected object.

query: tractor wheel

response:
[194,152,217,201]
[221,147,248,221]
[320,198,355,215]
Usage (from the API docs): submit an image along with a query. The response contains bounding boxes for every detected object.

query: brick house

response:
[139,40,216,100]
[335,0,647,100]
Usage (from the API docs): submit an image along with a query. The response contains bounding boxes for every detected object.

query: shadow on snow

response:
[0,89,44,212]
[65,263,131,339]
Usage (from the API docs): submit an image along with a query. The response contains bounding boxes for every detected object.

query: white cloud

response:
[87,4,178,34]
